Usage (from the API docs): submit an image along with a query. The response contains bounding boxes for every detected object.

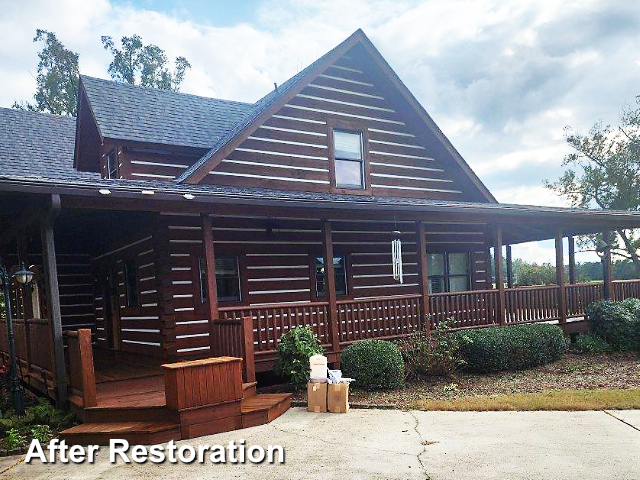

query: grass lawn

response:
[292,352,640,411]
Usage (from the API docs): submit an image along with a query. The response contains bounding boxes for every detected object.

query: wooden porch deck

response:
[62,346,290,445]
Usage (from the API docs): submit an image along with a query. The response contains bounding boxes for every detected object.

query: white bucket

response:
[309,354,328,382]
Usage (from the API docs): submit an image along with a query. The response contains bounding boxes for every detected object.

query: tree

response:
[545,96,640,275]
[101,35,191,91]
[12,29,79,116]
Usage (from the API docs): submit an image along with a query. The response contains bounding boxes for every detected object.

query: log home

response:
[1,29,640,442]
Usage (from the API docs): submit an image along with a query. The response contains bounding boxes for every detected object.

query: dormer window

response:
[333,130,364,189]
[106,150,118,179]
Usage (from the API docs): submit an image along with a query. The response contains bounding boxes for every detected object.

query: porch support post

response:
[40,194,66,407]
[494,225,506,326]
[555,231,567,325]
[602,231,613,300]
[416,221,430,332]
[202,215,220,353]
[322,220,340,356]
[506,245,513,288]
[568,236,576,285]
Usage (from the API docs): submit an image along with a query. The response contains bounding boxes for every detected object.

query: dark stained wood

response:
[494,225,506,325]
[201,214,220,354]
[555,231,567,324]
[416,221,429,330]
[323,220,341,354]
[65,329,97,408]
[568,235,576,284]
[506,245,513,288]
[603,230,613,299]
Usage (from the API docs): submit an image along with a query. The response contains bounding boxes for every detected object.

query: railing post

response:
[506,245,513,288]
[494,225,506,325]
[202,214,220,354]
[555,231,567,325]
[322,220,341,356]
[602,231,613,300]
[415,221,430,332]
[76,329,97,408]
[241,316,256,383]
[568,236,576,285]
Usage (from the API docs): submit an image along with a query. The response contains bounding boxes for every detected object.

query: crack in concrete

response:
[603,410,640,433]
[0,457,24,476]
[408,410,431,480]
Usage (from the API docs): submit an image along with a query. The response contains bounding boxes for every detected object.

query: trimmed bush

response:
[398,318,469,378]
[275,326,323,389]
[458,324,567,373]
[586,300,639,351]
[341,340,404,391]
[572,333,612,354]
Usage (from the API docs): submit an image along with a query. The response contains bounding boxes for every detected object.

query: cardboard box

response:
[307,382,327,413]
[327,383,349,413]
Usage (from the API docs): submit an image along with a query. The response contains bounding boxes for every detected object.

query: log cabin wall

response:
[160,211,491,359]
[91,235,164,357]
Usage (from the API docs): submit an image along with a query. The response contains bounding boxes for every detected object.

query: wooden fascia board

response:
[357,39,497,204]
[182,31,367,185]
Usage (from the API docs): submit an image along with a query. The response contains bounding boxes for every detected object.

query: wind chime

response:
[391,220,404,284]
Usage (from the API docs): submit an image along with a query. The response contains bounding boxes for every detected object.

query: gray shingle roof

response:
[0,107,99,183]
[81,75,254,149]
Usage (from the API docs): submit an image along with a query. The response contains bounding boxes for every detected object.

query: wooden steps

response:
[243,381,257,398]
[60,421,180,446]
[241,393,292,428]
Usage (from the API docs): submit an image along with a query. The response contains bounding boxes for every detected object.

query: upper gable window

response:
[106,150,118,179]
[333,130,364,189]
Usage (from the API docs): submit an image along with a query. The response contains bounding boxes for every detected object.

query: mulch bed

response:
[289,352,640,407]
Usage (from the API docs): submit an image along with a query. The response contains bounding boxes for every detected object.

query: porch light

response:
[99,189,111,195]
[141,190,155,195]
[13,263,34,285]
[183,193,195,200]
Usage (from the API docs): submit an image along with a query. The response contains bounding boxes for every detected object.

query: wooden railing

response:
[613,279,640,301]
[219,301,330,353]
[567,283,603,317]
[210,316,256,383]
[505,285,560,323]
[64,329,96,408]
[337,294,421,343]
[429,289,498,329]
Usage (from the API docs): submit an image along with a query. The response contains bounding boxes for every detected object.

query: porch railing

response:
[429,289,498,329]
[337,294,421,343]
[505,285,560,323]
[209,316,256,383]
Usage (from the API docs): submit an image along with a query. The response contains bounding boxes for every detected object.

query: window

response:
[333,130,364,189]
[315,256,347,296]
[199,256,241,303]
[106,150,118,179]
[428,252,470,293]
[124,261,139,307]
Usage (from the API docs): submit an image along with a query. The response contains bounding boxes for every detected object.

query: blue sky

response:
[2,0,639,264]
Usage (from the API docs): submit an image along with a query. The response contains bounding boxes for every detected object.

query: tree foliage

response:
[101,34,191,91]
[545,97,640,274]
[12,30,79,116]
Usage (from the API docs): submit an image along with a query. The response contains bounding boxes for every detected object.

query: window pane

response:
[334,131,362,160]
[449,253,469,275]
[449,276,469,292]
[124,261,139,307]
[429,277,445,294]
[335,159,363,188]
[215,256,240,301]
[199,258,208,303]
[428,254,445,276]
[316,256,347,296]
[107,152,117,179]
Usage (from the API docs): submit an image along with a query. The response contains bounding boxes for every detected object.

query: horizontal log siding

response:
[199,53,464,199]
[92,235,163,356]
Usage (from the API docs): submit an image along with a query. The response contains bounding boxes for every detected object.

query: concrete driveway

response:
[1,408,639,479]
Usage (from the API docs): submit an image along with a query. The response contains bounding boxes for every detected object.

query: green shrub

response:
[25,399,75,430]
[458,324,567,373]
[275,326,323,389]
[30,425,52,443]
[586,300,639,351]
[398,319,470,378]
[341,340,404,391]
[572,333,612,354]
[5,428,26,450]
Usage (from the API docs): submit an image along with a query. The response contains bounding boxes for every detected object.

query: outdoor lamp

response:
[13,263,34,285]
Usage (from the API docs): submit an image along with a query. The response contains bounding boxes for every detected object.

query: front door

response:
[102,271,121,349]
